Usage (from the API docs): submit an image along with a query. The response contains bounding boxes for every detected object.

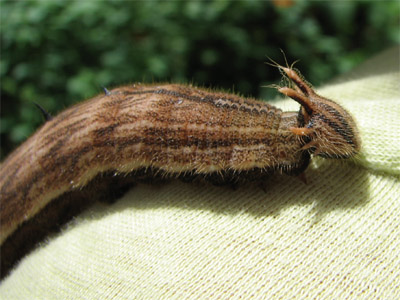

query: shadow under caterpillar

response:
[0,62,360,279]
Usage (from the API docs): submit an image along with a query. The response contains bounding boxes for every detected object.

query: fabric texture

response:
[1,46,399,299]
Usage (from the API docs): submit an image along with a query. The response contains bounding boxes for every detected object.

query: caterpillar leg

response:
[297,172,307,184]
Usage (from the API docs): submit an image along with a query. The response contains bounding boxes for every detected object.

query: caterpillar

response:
[0,63,360,278]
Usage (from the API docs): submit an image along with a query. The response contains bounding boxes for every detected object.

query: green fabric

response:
[1,46,399,299]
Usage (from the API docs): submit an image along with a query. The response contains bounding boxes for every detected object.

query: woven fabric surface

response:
[1,46,399,299]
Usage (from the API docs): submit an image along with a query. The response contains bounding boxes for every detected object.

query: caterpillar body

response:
[0,65,360,278]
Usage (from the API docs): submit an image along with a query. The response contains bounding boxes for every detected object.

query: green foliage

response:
[1,0,399,159]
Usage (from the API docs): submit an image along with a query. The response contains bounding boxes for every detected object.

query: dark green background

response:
[1,0,399,159]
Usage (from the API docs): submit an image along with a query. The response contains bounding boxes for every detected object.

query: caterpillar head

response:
[277,66,361,159]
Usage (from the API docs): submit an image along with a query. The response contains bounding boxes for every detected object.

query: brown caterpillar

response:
[0,63,360,278]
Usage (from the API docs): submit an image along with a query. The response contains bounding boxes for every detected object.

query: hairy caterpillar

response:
[0,63,360,278]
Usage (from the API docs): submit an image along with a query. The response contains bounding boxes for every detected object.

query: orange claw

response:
[290,127,314,136]
[278,87,314,114]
